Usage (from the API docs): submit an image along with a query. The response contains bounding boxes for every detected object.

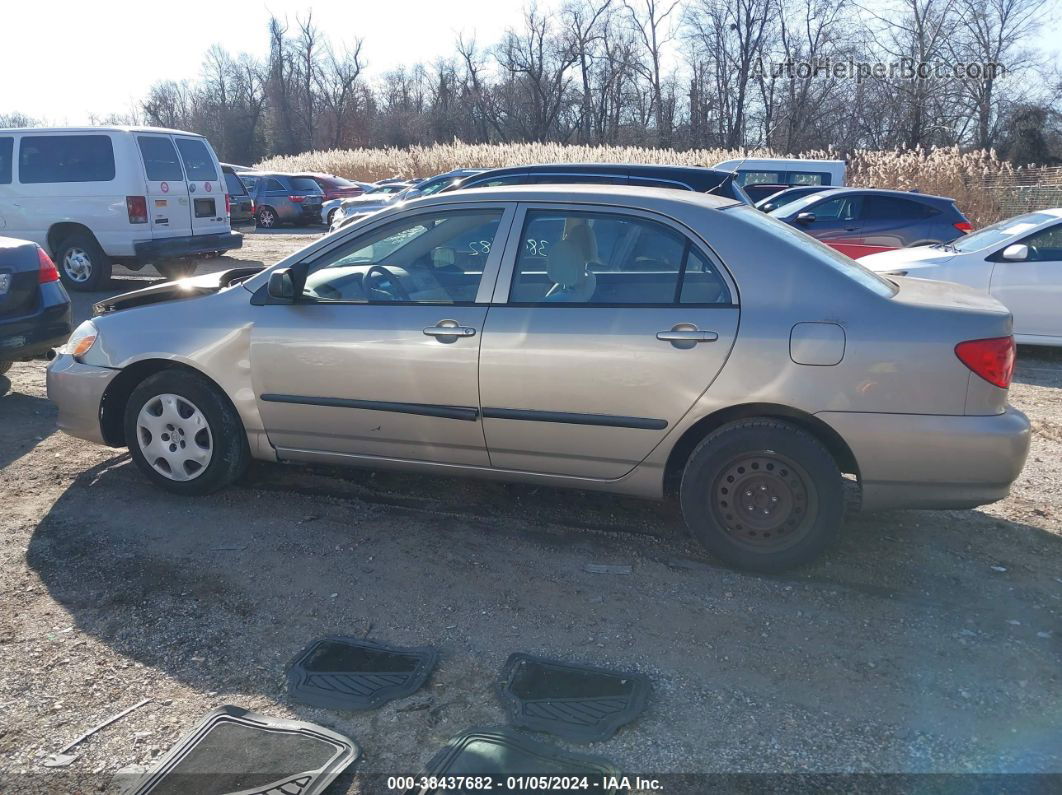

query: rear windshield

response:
[19,134,115,183]
[291,176,322,192]
[727,205,897,297]
[174,138,217,181]
[138,136,185,181]
[951,212,1059,252]
[224,172,248,195]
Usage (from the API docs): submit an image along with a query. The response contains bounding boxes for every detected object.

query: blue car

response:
[1,236,71,378]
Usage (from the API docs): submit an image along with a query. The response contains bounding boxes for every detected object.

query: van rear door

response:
[173,135,228,237]
[135,134,193,241]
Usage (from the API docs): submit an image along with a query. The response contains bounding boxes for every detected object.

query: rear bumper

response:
[133,231,243,263]
[0,294,72,361]
[46,354,118,445]
[818,407,1031,511]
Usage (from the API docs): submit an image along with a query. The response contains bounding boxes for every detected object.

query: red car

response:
[297,173,372,202]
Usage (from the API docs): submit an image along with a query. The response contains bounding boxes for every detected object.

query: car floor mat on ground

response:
[498,653,650,743]
[409,726,623,794]
[287,636,438,711]
[124,705,358,795]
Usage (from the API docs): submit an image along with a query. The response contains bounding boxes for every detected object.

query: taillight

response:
[225,193,231,217]
[953,220,973,234]
[955,336,1015,389]
[126,195,148,224]
[37,246,60,284]
[288,195,305,203]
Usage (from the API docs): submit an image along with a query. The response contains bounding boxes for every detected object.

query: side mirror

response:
[761,203,776,212]
[1001,243,1028,261]
[267,267,295,301]
[795,212,816,225]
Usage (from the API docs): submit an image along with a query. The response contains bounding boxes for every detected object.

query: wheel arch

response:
[663,403,860,496]
[46,222,100,257]
[99,358,236,447]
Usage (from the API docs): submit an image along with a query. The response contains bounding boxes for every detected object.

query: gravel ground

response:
[1,229,1060,793]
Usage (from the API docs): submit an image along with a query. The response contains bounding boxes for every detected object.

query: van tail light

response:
[953,220,973,234]
[225,193,231,217]
[955,336,1015,389]
[126,195,148,224]
[288,195,305,203]
[37,246,60,284]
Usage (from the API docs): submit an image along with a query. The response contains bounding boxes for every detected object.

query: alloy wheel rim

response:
[62,248,93,283]
[136,393,213,481]
[710,452,817,551]
[259,209,275,227]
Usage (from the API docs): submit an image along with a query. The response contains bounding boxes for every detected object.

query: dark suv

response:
[445,163,753,205]
[240,172,324,228]
[1,236,71,381]
[768,188,972,258]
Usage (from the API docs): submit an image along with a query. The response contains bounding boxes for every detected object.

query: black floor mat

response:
[125,705,358,795]
[498,653,650,742]
[287,636,437,711]
[411,726,623,794]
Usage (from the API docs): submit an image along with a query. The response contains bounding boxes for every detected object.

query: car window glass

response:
[952,212,1056,252]
[510,210,726,305]
[861,196,930,220]
[789,171,827,185]
[174,138,217,181]
[223,172,247,195]
[0,137,12,184]
[737,170,782,186]
[265,178,286,191]
[680,247,732,304]
[627,176,695,191]
[1021,223,1062,261]
[18,135,115,183]
[137,136,185,181]
[302,209,503,304]
[808,197,857,220]
[467,175,528,188]
[291,176,322,192]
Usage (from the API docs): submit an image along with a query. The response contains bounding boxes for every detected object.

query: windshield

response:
[730,205,897,297]
[949,212,1058,252]
[767,191,836,218]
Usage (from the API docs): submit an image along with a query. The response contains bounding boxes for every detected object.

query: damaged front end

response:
[91,267,264,317]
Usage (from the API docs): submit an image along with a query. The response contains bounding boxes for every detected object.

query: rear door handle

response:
[656,330,718,342]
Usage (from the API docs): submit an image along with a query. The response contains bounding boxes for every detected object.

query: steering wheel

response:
[364,264,412,302]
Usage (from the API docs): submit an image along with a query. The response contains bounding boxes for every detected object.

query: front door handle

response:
[656,329,718,343]
[424,319,476,339]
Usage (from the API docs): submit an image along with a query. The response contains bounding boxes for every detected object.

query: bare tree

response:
[624,0,682,146]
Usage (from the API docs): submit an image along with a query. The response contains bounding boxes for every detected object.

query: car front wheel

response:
[123,369,249,495]
[680,419,844,572]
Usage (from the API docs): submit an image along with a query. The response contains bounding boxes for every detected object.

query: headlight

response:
[65,320,98,360]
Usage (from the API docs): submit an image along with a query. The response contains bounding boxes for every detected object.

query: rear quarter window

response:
[223,172,248,195]
[291,177,322,192]
[18,135,115,183]
[0,137,12,184]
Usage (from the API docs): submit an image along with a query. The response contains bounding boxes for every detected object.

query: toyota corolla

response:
[47,185,1030,572]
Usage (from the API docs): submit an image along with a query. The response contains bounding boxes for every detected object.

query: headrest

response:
[562,217,599,262]
[547,239,588,288]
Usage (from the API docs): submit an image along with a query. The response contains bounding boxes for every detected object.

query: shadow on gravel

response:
[0,388,55,469]
[23,455,1062,771]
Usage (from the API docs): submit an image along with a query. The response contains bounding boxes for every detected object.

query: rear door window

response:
[861,196,933,220]
[224,172,248,196]
[137,136,185,181]
[0,137,12,184]
[265,178,286,192]
[174,138,217,181]
[18,135,115,183]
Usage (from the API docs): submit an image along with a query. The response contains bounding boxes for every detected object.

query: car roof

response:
[469,162,733,177]
[803,187,954,203]
[0,125,205,136]
[399,182,740,211]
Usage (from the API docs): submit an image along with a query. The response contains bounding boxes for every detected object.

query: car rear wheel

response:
[680,419,844,572]
[124,369,249,496]
[56,233,111,292]
[156,261,198,281]
[256,206,278,228]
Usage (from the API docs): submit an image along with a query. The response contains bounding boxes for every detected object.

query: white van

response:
[0,127,242,290]
[712,158,847,188]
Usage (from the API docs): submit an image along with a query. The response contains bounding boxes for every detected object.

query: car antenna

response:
[707,120,783,196]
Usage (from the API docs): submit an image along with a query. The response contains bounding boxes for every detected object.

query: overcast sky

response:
[5,0,1060,125]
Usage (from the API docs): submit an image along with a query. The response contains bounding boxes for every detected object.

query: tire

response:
[0,361,11,375]
[326,208,337,227]
[156,261,198,281]
[256,206,278,229]
[55,232,111,291]
[679,419,844,572]
[123,368,249,496]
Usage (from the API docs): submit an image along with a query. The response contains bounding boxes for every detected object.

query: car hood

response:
[859,246,957,270]
[92,267,264,316]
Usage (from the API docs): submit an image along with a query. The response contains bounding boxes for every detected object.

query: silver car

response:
[47,185,1031,571]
